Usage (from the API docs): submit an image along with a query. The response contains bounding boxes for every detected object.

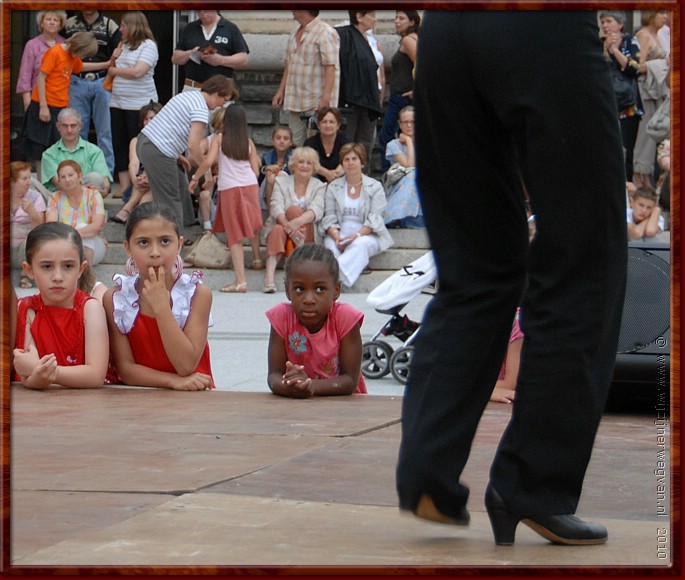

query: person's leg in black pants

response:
[397,11,627,542]
[620,115,641,181]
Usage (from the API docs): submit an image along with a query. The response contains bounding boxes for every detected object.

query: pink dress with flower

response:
[266,301,367,394]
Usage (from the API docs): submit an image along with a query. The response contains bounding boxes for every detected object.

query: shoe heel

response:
[486,505,519,545]
[484,484,519,545]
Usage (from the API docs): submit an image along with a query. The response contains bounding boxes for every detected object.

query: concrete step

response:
[103,218,430,248]
[100,197,430,293]
[101,239,429,273]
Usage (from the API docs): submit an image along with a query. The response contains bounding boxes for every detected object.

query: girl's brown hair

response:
[121,11,155,51]
[221,104,250,161]
[66,31,98,59]
[25,222,85,266]
[139,101,162,128]
[210,107,226,133]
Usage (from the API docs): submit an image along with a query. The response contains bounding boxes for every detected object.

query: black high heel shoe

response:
[401,494,470,526]
[484,484,608,546]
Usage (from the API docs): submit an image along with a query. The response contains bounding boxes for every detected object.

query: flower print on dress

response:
[288,332,308,354]
[320,357,337,377]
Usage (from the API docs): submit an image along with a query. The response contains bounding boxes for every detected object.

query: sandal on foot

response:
[263,284,277,294]
[251,259,264,271]
[220,282,247,293]
[19,275,34,289]
[109,209,129,224]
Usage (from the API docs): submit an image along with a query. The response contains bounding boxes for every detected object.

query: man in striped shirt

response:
[272,10,340,147]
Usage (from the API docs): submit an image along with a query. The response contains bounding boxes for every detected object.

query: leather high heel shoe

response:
[484,484,608,546]
[402,494,470,526]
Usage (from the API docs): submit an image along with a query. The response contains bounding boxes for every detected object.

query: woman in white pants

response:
[321,142,394,287]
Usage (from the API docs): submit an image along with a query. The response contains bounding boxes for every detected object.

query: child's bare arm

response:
[267,328,314,398]
[19,300,108,389]
[189,135,221,192]
[248,139,261,177]
[144,272,212,376]
[37,71,50,122]
[490,338,522,404]
[81,61,110,72]
[627,220,646,239]
[14,347,58,389]
[308,324,362,396]
[52,299,108,388]
[103,288,212,390]
[644,206,662,238]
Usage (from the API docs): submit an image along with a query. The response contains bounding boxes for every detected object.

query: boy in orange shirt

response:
[22,32,101,173]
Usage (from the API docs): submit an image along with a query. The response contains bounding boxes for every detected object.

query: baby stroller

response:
[361,252,437,384]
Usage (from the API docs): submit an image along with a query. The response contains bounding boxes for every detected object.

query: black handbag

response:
[611,66,638,111]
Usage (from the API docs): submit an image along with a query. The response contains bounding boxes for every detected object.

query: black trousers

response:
[396,12,627,518]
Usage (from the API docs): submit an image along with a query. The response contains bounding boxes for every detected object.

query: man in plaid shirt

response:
[272,10,340,147]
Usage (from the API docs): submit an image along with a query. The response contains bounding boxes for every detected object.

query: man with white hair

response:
[41,108,112,196]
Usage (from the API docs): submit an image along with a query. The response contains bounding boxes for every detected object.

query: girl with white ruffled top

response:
[321,142,394,288]
[103,202,215,391]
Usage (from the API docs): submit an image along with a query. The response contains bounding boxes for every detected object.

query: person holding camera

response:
[171,10,249,92]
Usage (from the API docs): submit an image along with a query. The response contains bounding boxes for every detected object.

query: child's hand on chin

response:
[142,266,172,316]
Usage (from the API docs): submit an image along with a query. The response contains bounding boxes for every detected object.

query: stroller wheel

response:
[390,346,414,384]
[361,340,393,379]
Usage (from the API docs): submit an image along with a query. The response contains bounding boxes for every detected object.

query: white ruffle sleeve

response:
[112,271,212,334]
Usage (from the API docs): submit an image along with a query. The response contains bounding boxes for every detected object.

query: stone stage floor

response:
[7,385,672,573]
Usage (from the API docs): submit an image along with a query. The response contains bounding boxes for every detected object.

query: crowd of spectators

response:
[599,9,671,241]
[12,8,671,296]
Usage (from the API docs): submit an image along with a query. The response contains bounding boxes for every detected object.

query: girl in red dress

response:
[13,222,109,388]
[103,202,215,390]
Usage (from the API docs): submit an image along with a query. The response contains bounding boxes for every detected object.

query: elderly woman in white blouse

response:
[321,142,394,288]
[263,146,326,293]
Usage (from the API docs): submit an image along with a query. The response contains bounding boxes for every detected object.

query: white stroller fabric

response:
[366,251,437,310]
